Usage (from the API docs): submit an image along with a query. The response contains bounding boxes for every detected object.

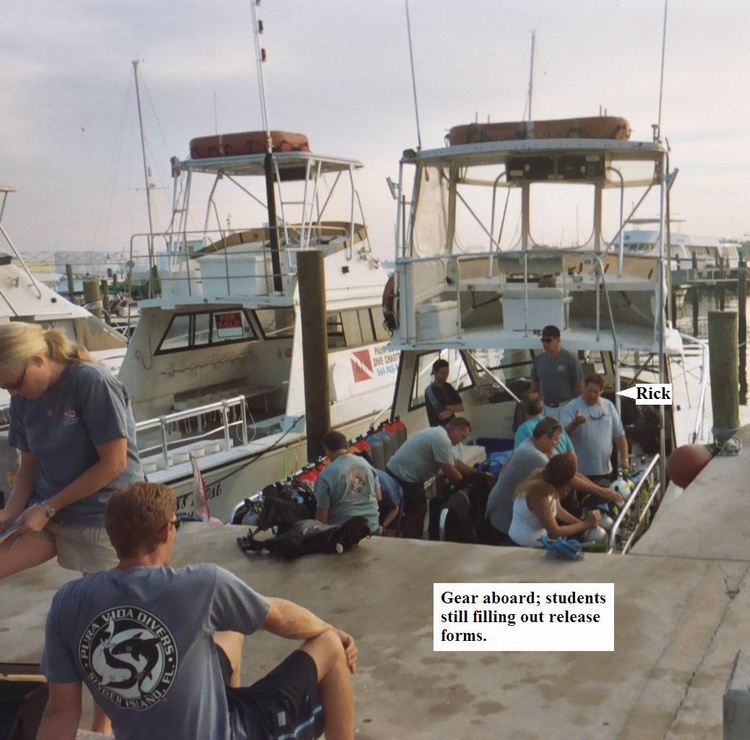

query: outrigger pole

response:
[250,0,284,292]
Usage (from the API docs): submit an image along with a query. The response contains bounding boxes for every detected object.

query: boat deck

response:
[4,428,750,738]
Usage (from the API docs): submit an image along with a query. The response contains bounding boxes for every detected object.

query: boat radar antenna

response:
[404,0,423,151]
[525,31,536,123]
[132,60,157,298]
[249,0,283,292]
[655,0,669,142]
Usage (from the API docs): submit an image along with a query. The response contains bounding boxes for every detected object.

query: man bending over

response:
[37,481,357,740]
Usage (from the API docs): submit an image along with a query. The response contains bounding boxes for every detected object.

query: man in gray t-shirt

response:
[485,417,623,542]
[38,482,357,740]
[530,325,583,418]
[485,429,554,537]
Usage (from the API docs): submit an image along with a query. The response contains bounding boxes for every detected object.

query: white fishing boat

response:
[0,187,128,414]
[376,115,717,552]
[619,225,740,278]
[120,135,398,520]
[0,186,129,492]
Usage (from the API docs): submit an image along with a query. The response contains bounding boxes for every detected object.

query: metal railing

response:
[606,454,662,554]
[136,395,249,471]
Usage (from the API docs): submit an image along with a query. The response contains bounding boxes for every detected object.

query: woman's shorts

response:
[46,520,118,573]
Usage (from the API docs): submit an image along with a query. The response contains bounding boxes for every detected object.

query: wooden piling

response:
[298,250,330,462]
[739,260,748,404]
[707,310,739,443]
[82,279,102,319]
[65,264,75,299]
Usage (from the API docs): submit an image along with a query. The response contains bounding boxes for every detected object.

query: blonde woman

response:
[0,322,144,733]
[0,322,143,576]
[508,452,601,548]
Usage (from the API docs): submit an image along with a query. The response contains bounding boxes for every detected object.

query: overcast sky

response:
[2,0,748,263]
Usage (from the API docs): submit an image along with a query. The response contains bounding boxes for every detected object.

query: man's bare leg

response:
[213,630,244,688]
[91,700,111,735]
[301,630,354,740]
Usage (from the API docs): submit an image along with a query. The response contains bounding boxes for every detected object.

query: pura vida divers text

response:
[433,583,614,651]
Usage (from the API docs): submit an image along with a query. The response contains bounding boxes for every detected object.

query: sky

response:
[2,0,749,265]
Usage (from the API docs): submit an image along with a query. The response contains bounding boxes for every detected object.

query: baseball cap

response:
[541,325,561,339]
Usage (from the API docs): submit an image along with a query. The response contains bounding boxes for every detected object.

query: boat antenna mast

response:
[525,30,535,123]
[405,0,423,151]
[132,59,157,298]
[655,0,669,142]
[250,0,283,292]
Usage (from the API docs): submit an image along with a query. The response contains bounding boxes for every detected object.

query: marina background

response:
[2,0,750,263]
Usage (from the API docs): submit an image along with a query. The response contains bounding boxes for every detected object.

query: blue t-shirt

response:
[41,563,270,740]
[376,469,403,525]
[514,415,574,454]
[8,362,144,525]
[314,453,380,533]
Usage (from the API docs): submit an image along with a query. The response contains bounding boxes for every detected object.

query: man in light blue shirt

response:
[514,390,574,453]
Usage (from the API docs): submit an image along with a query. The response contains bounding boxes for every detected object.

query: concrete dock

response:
[3,428,750,738]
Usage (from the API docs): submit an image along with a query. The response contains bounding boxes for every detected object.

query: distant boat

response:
[120,133,397,520]
[619,227,740,275]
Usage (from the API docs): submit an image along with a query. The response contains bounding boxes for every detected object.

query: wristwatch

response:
[39,500,57,519]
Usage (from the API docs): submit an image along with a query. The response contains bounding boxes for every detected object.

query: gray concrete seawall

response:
[4,427,750,738]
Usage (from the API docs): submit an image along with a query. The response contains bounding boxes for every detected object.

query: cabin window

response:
[339,308,385,348]
[155,309,256,354]
[255,308,295,339]
[326,312,347,350]
[194,313,211,347]
[409,351,473,412]
[253,306,389,349]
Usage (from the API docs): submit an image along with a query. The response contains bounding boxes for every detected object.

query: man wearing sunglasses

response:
[530,325,583,418]
[37,482,356,740]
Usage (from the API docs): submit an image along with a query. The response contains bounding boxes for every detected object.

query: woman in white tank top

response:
[508,452,602,548]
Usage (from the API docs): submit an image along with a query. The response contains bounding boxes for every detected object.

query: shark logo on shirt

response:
[79,607,178,710]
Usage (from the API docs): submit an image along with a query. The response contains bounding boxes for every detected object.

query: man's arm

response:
[571,472,623,505]
[615,434,629,470]
[439,462,465,483]
[314,508,329,524]
[37,681,83,740]
[262,597,357,673]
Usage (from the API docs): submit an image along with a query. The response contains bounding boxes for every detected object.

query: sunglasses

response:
[0,365,28,392]
[541,337,556,344]
[166,517,181,531]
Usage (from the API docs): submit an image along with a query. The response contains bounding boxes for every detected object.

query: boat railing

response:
[132,223,362,300]
[606,454,662,554]
[0,222,45,301]
[136,395,250,472]
[676,332,710,444]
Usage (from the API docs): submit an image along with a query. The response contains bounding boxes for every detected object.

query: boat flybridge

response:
[120,134,397,520]
[385,118,711,552]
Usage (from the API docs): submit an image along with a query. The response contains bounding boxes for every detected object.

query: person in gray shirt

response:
[530,325,583,418]
[485,417,622,544]
[38,481,357,740]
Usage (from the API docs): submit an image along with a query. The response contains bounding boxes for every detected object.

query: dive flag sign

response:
[616,384,673,406]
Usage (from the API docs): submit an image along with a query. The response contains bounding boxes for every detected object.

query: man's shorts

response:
[218,646,324,739]
[45,520,118,573]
